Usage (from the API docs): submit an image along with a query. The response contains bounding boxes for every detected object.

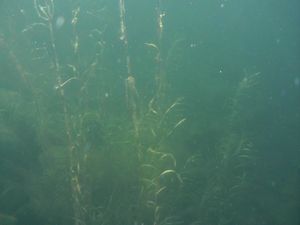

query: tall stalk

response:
[119,0,140,137]
[33,0,84,224]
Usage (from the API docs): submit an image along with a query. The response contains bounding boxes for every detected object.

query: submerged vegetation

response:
[0,0,299,225]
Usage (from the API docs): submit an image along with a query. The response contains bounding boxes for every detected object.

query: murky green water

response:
[0,0,299,225]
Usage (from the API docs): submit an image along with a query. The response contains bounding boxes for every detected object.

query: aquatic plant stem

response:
[119,0,131,75]
[119,0,140,137]
[147,0,167,106]
[33,0,84,224]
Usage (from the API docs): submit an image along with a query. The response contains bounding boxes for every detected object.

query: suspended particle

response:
[55,16,65,29]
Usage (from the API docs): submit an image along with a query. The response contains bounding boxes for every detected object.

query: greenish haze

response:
[0,0,299,225]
